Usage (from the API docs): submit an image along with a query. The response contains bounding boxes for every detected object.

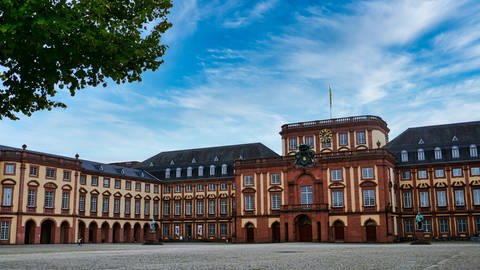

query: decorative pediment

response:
[114,192,123,197]
[452,181,465,187]
[62,184,72,191]
[417,182,430,189]
[329,182,345,189]
[144,195,151,200]
[27,180,39,187]
[434,182,447,188]
[162,196,171,201]
[268,186,284,192]
[134,194,142,199]
[173,195,182,200]
[337,146,350,152]
[79,187,88,194]
[219,193,228,198]
[242,187,256,193]
[43,182,58,189]
[90,189,100,195]
[230,193,236,198]
[102,190,112,196]
[320,149,332,153]
[153,196,160,201]
[470,180,480,186]
[196,194,204,199]
[184,194,193,200]
[1,178,16,185]
[356,145,368,150]
[207,193,216,199]
[359,180,377,187]
[400,183,413,190]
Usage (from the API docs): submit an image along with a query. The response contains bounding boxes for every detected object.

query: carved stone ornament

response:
[294,144,316,168]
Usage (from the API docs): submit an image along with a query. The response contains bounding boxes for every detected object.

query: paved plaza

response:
[0,242,479,270]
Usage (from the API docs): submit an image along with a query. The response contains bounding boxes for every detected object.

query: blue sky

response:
[1,0,480,163]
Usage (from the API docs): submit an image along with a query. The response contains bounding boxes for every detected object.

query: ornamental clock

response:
[319,129,333,143]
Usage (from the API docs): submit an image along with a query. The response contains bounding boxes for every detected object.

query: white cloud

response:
[223,0,278,28]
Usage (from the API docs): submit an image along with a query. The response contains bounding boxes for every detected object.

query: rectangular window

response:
[0,221,9,240]
[153,200,159,216]
[145,184,150,193]
[185,185,192,192]
[435,169,445,178]
[420,191,429,207]
[175,185,180,193]
[114,179,121,189]
[196,184,204,192]
[79,194,85,212]
[103,178,110,188]
[401,171,411,180]
[2,187,13,206]
[454,189,465,206]
[403,191,412,208]
[452,147,460,158]
[196,200,204,215]
[220,223,228,236]
[220,199,228,214]
[243,175,254,186]
[174,201,181,216]
[144,200,150,216]
[321,139,331,148]
[332,191,344,208]
[422,219,432,232]
[114,198,120,214]
[103,197,109,213]
[404,219,413,233]
[476,218,480,233]
[339,133,348,146]
[418,149,425,161]
[27,189,36,208]
[208,183,216,191]
[331,169,342,181]
[125,198,131,215]
[154,185,159,193]
[270,173,281,185]
[4,163,15,175]
[363,190,375,207]
[91,176,98,186]
[29,165,39,177]
[245,194,255,211]
[208,200,215,215]
[401,151,409,162]
[305,136,314,148]
[457,219,467,233]
[163,201,170,216]
[271,194,281,210]
[61,192,69,210]
[439,219,449,233]
[46,168,56,179]
[473,189,480,205]
[135,199,140,215]
[125,181,131,190]
[220,183,227,190]
[208,224,215,236]
[135,183,141,192]
[417,170,428,179]
[472,167,480,176]
[362,167,374,179]
[300,185,313,205]
[44,191,54,208]
[90,196,97,213]
[165,186,171,193]
[79,175,86,185]
[356,131,366,145]
[452,168,463,177]
[289,138,297,150]
[185,201,192,216]
[437,190,447,207]
[63,171,71,181]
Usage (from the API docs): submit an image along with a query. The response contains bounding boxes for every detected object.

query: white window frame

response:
[473,189,480,206]
[270,173,281,185]
[454,189,465,206]
[452,168,462,177]
[271,193,281,210]
[244,175,254,186]
[332,191,344,208]
[221,164,228,175]
[417,149,425,161]
[470,144,478,157]
[339,133,348,146]
[452,146,460,158]
[331,169,342,181]
[245,194,255,211]
[417,170,428,179]
[401,150,408,162]
[435,169,445,178]
[362,167,374,179]
[289,138,297,150]
[420,191,429,207]
[209,165,215,176]
[403,191,412,208]
[2,187,13,206]
[363,190,375,207]
[437,190,447,207]
[356,131,366,145]
[434,147,442,160]
[300,185,313,205]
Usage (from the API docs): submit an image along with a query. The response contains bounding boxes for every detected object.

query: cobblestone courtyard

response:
[1,242,479,270]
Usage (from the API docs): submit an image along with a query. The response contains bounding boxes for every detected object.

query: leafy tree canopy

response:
[0,0,172,120]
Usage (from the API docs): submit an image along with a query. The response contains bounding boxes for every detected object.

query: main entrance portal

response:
[295,215,312,242]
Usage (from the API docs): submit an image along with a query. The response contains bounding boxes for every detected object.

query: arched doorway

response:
[40,220,55,244]
[112,223,121,243]
[24,220,36,244]
[124,223,132,242]
[295,214,312,242]
[60,221,70,244]
[88,222,98,243]
[333,220,345,242]
[133,223,141,242]
[365,220,377,242]
[246,223,255,243]
[78,221,86,243]
[143,223,151,241]
[271,222,280,243]
[101,222,110,243]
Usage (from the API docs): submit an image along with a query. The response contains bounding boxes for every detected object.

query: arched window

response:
[176,167,181,178]
[187,167,192,177]
[452,146,460,158]
[401,150,408,162]
[417,149,425,161]
[198,166,204,177]
[221,164,227,175]
[165,168,171,179]
[210,165,215,176]
[434,147,442,160]
[470,144,478,157]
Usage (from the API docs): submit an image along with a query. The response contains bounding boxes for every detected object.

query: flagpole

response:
[329,85,332,119]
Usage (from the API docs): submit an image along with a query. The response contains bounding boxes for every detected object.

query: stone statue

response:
[415,212,424,231]
[150,218,156,233]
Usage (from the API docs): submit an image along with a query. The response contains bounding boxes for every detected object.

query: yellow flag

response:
[329,85,332,108]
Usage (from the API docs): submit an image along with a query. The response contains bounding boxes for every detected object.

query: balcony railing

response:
[281,115,387,132]
[281,203,329,212]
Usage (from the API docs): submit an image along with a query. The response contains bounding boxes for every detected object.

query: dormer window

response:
[140,171,144,177]
[149,162,154,167]
[176,167,182,178]
[470,144,478,157]
[191,158,196,164]
[418,138,424,145]
[198,166,204,177]
[221,164,227,175]
[121,168,126,175]
[214,156,219,162]
[417,149,425,161]
[434,147,442,160]
[452,136,458,142]
[187,167,192,177]
[452,146,460,158]
[170,160,175,166]
[401,150,408,162]
[99,165,104,171]
[165,168,171,179]
[210,165,215,176]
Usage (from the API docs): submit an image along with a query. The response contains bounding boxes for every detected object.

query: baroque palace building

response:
[1,115,480,244]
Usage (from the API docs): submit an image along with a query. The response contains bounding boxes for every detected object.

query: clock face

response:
[319,129,332,143]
